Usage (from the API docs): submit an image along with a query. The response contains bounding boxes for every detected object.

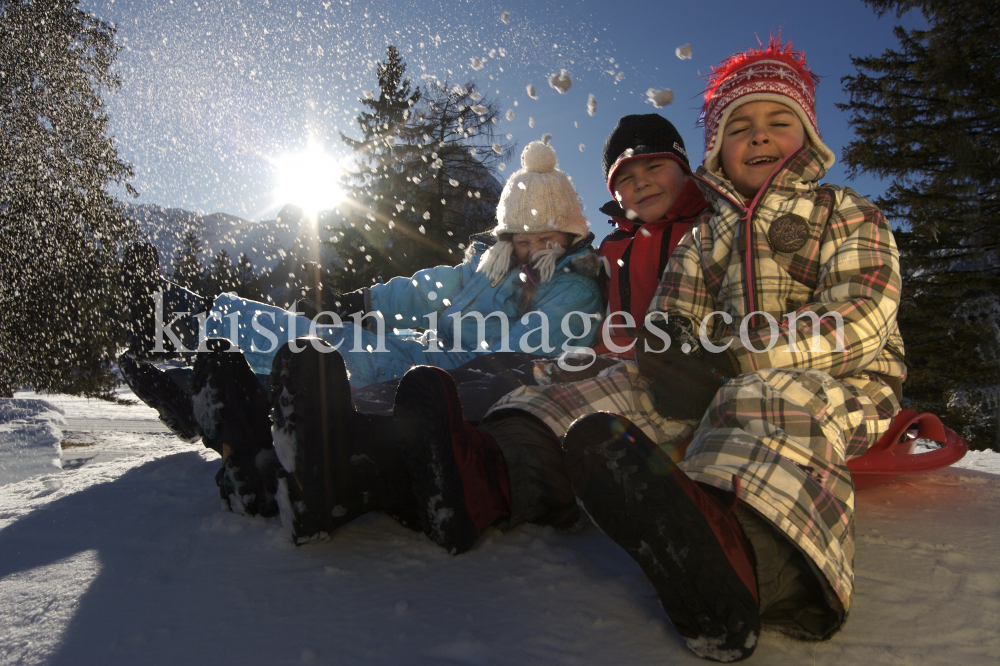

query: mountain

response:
[122,202,346,304]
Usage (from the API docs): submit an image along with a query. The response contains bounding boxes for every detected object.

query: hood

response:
[694,145,829,211]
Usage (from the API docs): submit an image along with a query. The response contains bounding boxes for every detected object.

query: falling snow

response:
[548,70,572,94]
[587,94,597,116]
[676,43,693,60]
[646,88,674,108]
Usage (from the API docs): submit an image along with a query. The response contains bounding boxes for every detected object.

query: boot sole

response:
[565,413,760,663]
[191,343,277,517]
[270,339,356,544]
[393,367,479,555]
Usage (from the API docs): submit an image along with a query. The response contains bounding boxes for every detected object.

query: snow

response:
[0,399,64,488]
[646,88,675,108]
[1,390,999,665]
[548,70,573,94]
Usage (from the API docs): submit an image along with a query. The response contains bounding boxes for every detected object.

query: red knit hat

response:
[700,36,835,174]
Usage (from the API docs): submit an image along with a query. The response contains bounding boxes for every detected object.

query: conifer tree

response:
[170,229,206,294]
[204,249,235,297]
[334,45,423,290]
[840,0,1000,449]
[0,0,135,397]
[233,252,263,301]
[331,47,512,292]
[400,80,511,268]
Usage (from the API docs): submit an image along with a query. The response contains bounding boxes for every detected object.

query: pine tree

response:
[334,45,423,291]
[330,47,512,292]
[233,253,263,301]
[402,80,512,268]
[839,0,1000,449]
[204,249,235,296]
[0,0,135,398]
[170,229,206,294]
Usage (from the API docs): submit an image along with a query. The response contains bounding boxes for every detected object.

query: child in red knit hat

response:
[492,37,906,661]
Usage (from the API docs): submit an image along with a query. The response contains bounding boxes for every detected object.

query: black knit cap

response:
[602,114,690,190]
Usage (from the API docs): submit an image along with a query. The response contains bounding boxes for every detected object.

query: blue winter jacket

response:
[370,235,603,355]
[204,235,603,387]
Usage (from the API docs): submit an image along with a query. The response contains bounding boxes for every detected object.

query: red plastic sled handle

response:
[848,409,968,478]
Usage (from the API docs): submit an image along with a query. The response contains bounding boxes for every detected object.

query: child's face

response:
[720,100,807,198]
[511,231,573,263]
[611,157,686,223]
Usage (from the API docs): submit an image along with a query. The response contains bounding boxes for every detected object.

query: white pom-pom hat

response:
[477,141,590,283]
[494,141,588,241]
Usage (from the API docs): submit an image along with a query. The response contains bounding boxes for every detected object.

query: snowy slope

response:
[1,391,998,666]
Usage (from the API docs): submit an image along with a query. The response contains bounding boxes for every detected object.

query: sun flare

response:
[272,145,345,214]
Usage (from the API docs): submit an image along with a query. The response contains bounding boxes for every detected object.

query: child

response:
[593,114,708,355]
[484,38,906,661]
[119,141,602,443]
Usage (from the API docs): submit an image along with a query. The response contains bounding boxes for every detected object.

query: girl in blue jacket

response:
[204,141,603,387]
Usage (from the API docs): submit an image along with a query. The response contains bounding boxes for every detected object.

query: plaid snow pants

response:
[486,360,900,621]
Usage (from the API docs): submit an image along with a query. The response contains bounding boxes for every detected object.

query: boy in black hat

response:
[594,114,708,354]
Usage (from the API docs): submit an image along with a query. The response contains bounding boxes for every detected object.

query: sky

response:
[79,0,926,242]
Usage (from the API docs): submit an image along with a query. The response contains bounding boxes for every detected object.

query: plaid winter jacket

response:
[662,146,906,617]
[650,146,906,385]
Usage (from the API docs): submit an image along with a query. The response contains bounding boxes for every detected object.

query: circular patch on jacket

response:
[768,214,810,253]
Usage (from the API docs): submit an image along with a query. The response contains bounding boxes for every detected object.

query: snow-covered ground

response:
[1,390,998,666]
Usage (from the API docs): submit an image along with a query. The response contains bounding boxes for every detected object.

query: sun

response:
[272,144,345,214]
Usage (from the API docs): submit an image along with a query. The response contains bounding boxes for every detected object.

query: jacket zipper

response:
[692,151,798,331]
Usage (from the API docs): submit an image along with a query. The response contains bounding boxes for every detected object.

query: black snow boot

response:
[192,338,279,517]
[392,365,511,555]
[118,352,201,441]
[563,412,760,663]
[122,241,212,358]
[122,242,162,357]
[270,337,420,545]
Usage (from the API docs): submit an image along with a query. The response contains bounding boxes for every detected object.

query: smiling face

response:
[611,157,687,224]
[720,100,808,199]
[511,231,574,263]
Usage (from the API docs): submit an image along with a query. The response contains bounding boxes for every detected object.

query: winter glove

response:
[295,262,367,321]
[636,315,741,421]
[297,288,366,321]
[328,289,367,321]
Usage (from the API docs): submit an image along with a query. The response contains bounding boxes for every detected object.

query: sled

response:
[848,409,969,489]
